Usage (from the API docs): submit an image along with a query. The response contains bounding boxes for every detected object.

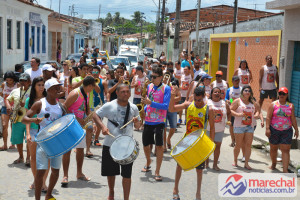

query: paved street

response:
[0,91,300,200]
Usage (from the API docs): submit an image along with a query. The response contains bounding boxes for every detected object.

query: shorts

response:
[29,128,38,142]
[231,116,235,126]
[179,97,186,104]
[133,98,141,105]
[75,134,87,148]
[11,122,26,145]
[260,89,277,99]
[269,126,293,145]
[1,106,7,115]
[234,126,254,134]
[196,162,205,170]
[165,111,177,129]
[142,124,165,146]
[36,144,62,170]
[206,131,224,143]
[101,146,133,178]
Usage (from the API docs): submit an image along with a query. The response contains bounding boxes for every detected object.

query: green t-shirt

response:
[72,76,94,109]
[25,97,38,130]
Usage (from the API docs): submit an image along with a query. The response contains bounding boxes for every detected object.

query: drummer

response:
[93,83,141,200]
[22,78,64,200]
[61,76,96,186]
[169,86,214,200]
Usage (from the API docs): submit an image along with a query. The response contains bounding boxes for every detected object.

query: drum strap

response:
[204,105,209,130]
[123,103,130,126]
[80,86,88,114]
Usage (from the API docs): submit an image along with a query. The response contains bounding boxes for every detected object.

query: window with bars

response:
[42,25,46,53]
[16,21,21,49]
[7,19,12,49]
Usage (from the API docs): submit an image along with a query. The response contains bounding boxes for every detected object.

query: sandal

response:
[9,145,16,149]
[29,183,35,190]
[61,177,69,186]
[77,175,91,181]
[41,187,48,193]
[173,194,180,200]
[13,158,24,164]
[0,146,8,151]
[25,159,31,167]
[141,166,151,172]
[154,175,163,181]
[167,143,172,149]
[229,142,235,147]
[85,152,93,158]
[94,140,101,146]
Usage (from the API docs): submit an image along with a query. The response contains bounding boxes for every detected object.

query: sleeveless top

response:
[134,75,146,99]
[1,82,18,106]
[271,100,292,131]
[207,99,226,132]
[262,65,277,90]
[174,68,183,80]
[237,68,250,88]
[37,98,63,129]
[180,74,192,98]
[229,86,242,101]
[145,83,167,123]
[68,88,89,119]
[212,80,227,99]
[234,98,255,128]
[94,78,105,106]
[185,102,208,136]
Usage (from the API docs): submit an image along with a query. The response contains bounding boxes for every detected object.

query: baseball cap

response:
[216,71,223,76]
[19,73,31,81]
[201,74,212,80]
[94,46,99,50]
[45,78,62,91]
[199,71,206,77]
[42,64,56,71]
[232,76,240,81]
[97,60,103,65]
[278,87,288,94]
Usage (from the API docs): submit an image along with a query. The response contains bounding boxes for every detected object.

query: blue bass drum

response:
[35,114,85,158]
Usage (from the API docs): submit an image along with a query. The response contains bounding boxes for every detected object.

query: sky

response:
[37,0,278,23]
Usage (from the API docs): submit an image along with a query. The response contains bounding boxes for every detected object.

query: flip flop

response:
[29,184,35,190]
[173,194,180,200]
[154,175,162,181]
[167,143,172,149]
[77,175,91,181]
[61,177,69,186]
[41,187,48,193]
[232,163,239,168]
[141,166,151,172]
[85,153,94,158]
[25,159,31,167]
[9,145,16,149]
[13,158,24,164]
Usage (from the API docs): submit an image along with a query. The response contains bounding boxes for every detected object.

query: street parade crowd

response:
[0,47,298,200]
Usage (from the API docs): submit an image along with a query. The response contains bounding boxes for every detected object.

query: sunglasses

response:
[151,75,160,79]
[244,89,251,93]
[63,64,68,66]
[216,75,222,77]
[279,92,287,96]
[92,71,99,74]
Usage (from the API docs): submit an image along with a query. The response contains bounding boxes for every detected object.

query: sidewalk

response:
[253,111,300,170]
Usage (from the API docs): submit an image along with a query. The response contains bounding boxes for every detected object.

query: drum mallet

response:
[107,132,115,138]
[40,113,50,121]
[120,115,140,130]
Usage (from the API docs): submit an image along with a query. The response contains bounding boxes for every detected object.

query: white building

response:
[0,0,52,74]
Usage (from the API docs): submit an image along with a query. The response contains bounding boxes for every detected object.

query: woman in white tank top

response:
[233,60,252,88]
[206,87,231,171]
[0,71,18,150]
[230,86,259,170]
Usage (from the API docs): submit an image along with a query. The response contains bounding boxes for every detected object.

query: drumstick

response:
[120,116,139,130]
[107,132,115,138]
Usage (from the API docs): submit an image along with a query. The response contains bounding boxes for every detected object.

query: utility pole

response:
[98,4,101,19]
[59,0,61,19]
[195,0,201,55]
[232,0,238,33]
[160,0,166,46]
[156,0,161,46]
[173,0,181,62]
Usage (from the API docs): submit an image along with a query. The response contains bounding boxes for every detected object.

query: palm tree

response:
[113,12,121,25]
[131,11,141,24]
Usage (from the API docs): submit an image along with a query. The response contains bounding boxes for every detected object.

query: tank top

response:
[271,100,292,131]
[174,68,183,80]
[68,88,89,119]
[185,102,208,136]
[94,78,105,107]
[262,65,277,90]
[145,83,167,123]
[1,82,18,106]
[134,75,146,99]
[37,98,63,129]
[237,68,250,88]
[234,98,255,128]
[228,86,242,101]
[180,74,192,98]
[207,99,226,132]
[212,80,227,99]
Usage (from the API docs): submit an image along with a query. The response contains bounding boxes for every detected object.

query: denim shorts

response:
[1,106,7,115]
[165,111,177,129]
[234,125,254,134]
[36,144,62,170]
[206,131,224,143]
[269,126,293,145]
[133,98,141,105]
[29,129,38,142]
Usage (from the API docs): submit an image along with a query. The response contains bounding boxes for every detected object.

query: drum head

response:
[36,115,74,141]
[172,129,203,155]
[110,136,135,160]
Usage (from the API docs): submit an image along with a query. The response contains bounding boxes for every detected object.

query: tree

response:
[131,11,141,24]
[105,12,113,26]
[113,12,121,25]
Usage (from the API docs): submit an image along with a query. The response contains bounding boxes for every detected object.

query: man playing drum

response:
[93,83,141,200]
[22,78,64,200]
[61,76,96,186]
[169,86,215,200]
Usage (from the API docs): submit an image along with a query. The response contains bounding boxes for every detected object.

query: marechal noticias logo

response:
[220,174,247,196]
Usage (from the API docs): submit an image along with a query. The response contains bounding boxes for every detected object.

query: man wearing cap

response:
[211,71,229,100]
[5,73,31,164]
[225,76,242,147]
[97,60,107,78]
[22,78,63,200]
[101,58,109,71]
[25,57,42,80]
[42,64,57,82]
[201,74,213,98]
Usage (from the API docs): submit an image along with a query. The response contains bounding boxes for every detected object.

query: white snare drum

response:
[109,135,139,165]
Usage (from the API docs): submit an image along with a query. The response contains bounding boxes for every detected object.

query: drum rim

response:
[35,114,75,143]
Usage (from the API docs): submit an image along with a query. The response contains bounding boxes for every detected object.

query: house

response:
[0,0,52,74]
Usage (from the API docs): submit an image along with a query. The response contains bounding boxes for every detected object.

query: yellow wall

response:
[228,41,236,87]
[210,41,220,82]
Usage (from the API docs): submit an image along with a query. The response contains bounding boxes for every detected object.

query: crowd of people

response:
[0,48,298,200]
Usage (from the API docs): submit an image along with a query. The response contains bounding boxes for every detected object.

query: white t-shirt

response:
[212,80,228,99]
[25,68,42,80]
[180,74,192,98]
[207,99,227,132]
[174,68,183,80]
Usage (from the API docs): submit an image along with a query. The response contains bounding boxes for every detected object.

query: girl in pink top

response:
[266,87,299,173]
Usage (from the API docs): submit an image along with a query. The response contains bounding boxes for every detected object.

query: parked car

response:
[119,52,138,69]
[66,53,82,63]
[85,58,114,70]
[143,47,154,58]
[138,54,145,62]
[109,56,132,73]
[20,60,62,72]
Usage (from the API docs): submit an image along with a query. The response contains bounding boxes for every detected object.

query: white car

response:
[110,56,133,73]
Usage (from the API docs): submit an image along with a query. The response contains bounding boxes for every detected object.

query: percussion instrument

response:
[110,135,139,165]
[35,114,85,158]
[170,129,216,171]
